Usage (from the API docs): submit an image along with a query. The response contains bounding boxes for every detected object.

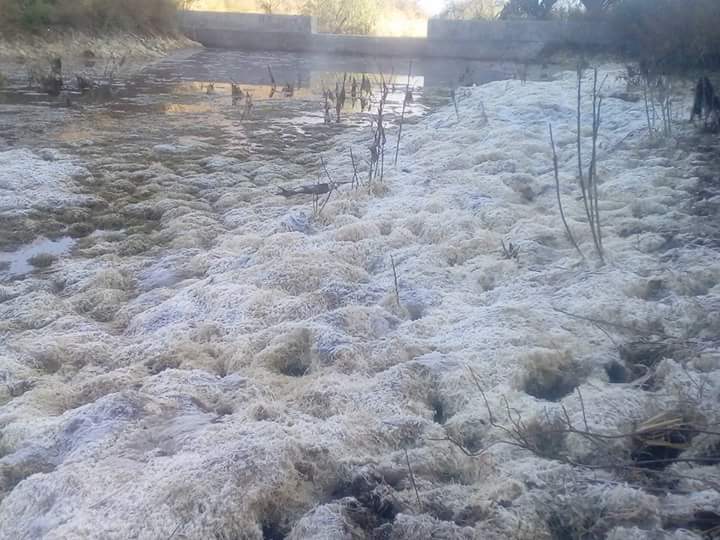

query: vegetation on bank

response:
[0,0,193,33]
[611,0,720,67]
[190,0,425,37]
[443,0,720,67]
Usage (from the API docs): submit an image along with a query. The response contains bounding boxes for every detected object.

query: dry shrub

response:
[629,409,705,470]
[28,253,56,269]
[29,347,63,374]
[520,416,567,459]
[256,327,314,377]
[517,349,585,402]
[302,0,380,35]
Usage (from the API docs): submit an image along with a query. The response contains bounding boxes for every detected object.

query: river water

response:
[2,48,720,540]
[0,48,532,269]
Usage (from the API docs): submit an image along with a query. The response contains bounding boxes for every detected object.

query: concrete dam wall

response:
[178,11,619,61]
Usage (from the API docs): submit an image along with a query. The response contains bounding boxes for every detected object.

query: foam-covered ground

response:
[1,67,719,539]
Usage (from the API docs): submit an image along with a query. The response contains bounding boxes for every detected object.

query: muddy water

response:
[0,49,528,278]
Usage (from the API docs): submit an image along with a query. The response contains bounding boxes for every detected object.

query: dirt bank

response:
[0,30,199,63]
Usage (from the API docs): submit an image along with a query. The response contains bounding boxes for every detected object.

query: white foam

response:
[1,67,718,538]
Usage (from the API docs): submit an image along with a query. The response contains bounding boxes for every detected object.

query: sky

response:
[418,0,448,16]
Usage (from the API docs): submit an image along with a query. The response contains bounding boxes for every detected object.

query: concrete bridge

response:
[178,11,619,61]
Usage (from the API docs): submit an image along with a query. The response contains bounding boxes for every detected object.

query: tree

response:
[579,0,620,16]
[302,0,380,34]
[500,0,558,19]
[442,0,499,19]
[259,0,280,13]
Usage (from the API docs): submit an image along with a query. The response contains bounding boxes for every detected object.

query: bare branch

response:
[404,449,422,511]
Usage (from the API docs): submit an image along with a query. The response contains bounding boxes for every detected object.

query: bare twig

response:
[391,255,400,307]
[317,188,334,216]
[549,123,584,260]
[320,156,333,184]
[432,369,720,491]
[450,87,460,122]
[404,449,422,510]
[267,65,277,97]
[349,148,360,189]
[551,306,676,338]
[577,387,589,432]
[394,61,413,167]
[589,69,605,261]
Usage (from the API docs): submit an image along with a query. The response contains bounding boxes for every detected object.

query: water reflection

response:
[0,48,521,115]
[0,236,75,279]
[0,48,536,278]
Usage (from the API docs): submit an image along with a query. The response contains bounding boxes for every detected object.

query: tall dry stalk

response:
[368,78,389,186]
[577,67,605,263]
[550,67,605,264]
[391,255,400,307]
[549,123,584,260]
[450,87,460,122]
[394,61,413,167]
[349,148,360,190]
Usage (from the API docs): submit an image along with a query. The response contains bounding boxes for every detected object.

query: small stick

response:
[394,61,413,166]
[349,148,360,189]
[317,187,334,216]
[551,306,676,338]
[451,87,460,122]
[320,156,333,184]
[391,255,400,307]
[404,449,422,510]
[549,123,584,260]
[577,387,589,432]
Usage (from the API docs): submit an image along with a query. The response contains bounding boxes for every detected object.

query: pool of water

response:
[0,235,75,278]
[0,48,535,260]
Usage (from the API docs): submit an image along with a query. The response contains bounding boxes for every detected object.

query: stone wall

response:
[179,11,316,51]
[426,18,619,48]
[179,11,620,60]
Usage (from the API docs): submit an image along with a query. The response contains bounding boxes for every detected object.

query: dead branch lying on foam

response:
[429,366,720,493]
[277,181,352,197]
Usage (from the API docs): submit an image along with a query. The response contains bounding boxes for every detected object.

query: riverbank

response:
[0,30,199,62]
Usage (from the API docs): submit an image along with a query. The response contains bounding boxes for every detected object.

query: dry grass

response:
[518,349,585,402]
[27,253,56,269]
[0,0,183,33]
